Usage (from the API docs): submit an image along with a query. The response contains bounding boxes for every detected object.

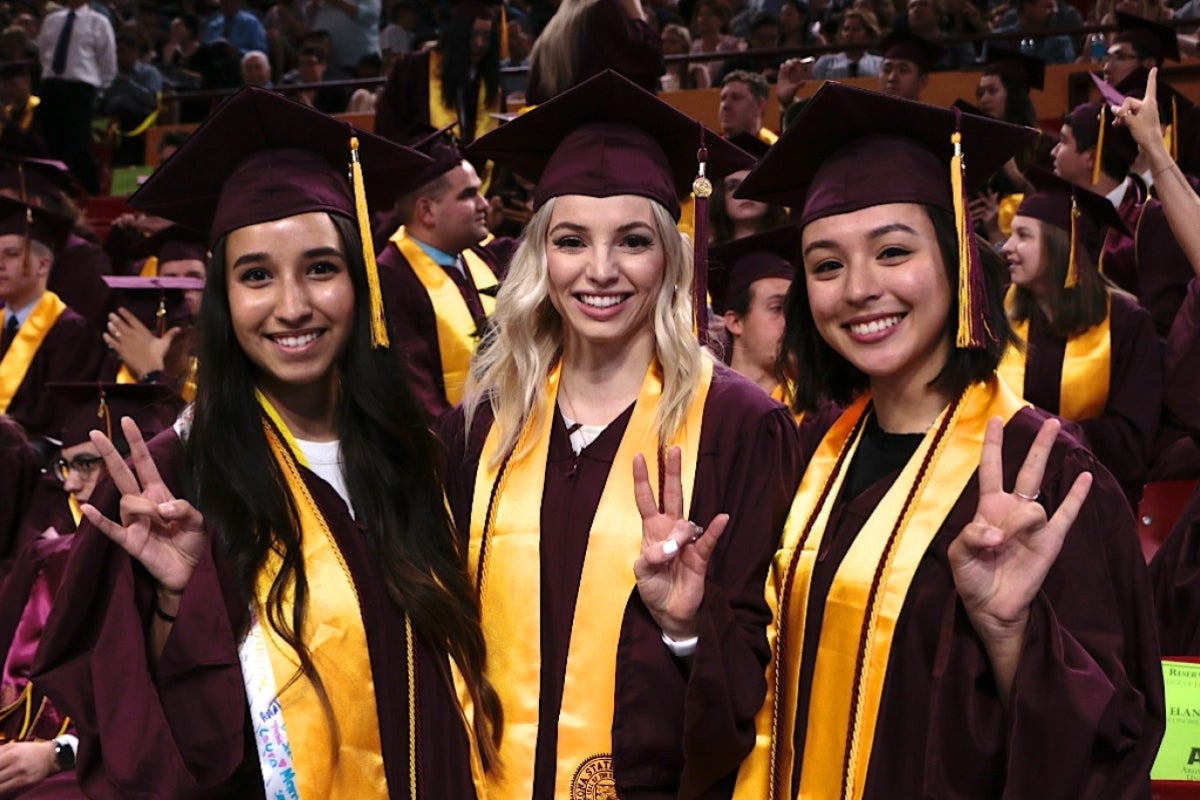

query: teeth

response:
[849,315,902,336]
[274,332,320,348]
[579,294,625,309]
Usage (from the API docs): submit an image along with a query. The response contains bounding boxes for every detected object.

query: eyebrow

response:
[549,220,655,236]
[802,222,920,258]
[232,246,344,269]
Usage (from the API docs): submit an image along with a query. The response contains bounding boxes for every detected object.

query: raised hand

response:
[81,417,208,606]
[632,446,729,642]
[948,417,1093,703]
[104,307,179,381]
[1111,66,1163,152]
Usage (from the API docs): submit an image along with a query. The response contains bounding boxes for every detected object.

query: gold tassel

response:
[349,136,390,349]
[1091,105,1106,186]
[1065,193,1080,288]
[97,387,112,441]
[950,130,975,348]
[181,357,199,403]
[20,206,31,277]
[139,254,159,278]
[1171,96,1179,162]
[156,291,167,337]
[500,4,510,62]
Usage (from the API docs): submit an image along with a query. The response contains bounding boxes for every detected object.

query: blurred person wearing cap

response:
[376,129,503,421]
[525,0,663,104]
[1102,11,1177,91]
[375,0,502,145]
[452,70,800,799]
[31,0,116,196]
[989,0,1075,64]
[998,168,1160,508]
[730,82,1162,797]
[709,133,790,246]
[0,157,114,331]
[719,70,779,145]
[0,60,44,157]
[877,29,944,100]
[201,0,268,55]
[0,416,37,567]
[1054,95,1195,339]
[99,274,203,391]
[303,0,381,73]
[29,87,500,799]
[0,199,104,446]
[709,226,797,397]
[0,383,177,800]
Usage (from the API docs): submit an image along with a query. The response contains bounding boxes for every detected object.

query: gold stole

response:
[427,50,501,141]
[0,95,39,134]
[389,228,497,406]
[770,381,806,428]
[468,359,713,797]
[0,292,67,414]
[735,377,1025,800]
[255,396,389,798]
[997,287,1112,421]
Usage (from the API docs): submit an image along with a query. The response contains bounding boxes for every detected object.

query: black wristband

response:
[153,596,178,623]
[139,370,165,384]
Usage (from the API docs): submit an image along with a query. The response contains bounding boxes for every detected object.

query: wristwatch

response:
[53,735,77,771]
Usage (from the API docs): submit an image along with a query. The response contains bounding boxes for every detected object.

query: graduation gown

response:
[377,239,505,422]
[439,364,801,798]
[1103,177,1195,340]
[0,417,38,566]
[30,430,478,800]
[47,234,113,331]
[10,475,73,569]
[1150,277,1200,480]
[1009,292,1161,509]
[1,303,103,441]
[1149,482,1200,655]
[775,404,1164,799]
[375,49,499,145]
[525,0,664,104]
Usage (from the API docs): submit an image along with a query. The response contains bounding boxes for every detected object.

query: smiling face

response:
[225,212,354,414]
[546,194,665,361]
[801,202,952,398]
[1002,214,1050,290]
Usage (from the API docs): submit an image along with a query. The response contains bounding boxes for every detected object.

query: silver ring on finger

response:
[688,521,705,543]
[1014,489,1040,502]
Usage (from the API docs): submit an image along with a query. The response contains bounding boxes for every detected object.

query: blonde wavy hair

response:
[526,0,602,99]
[463,196,707,468]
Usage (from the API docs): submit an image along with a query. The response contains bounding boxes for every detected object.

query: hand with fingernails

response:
[633,446,730,643]
[1110,67,1166,158]
[81,417,208,623]
[948,416,1093,707]
[104,309,181,380]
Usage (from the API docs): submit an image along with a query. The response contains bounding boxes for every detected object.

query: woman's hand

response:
[0,741,57,795]
[632,446,729,642]
[948,417,1093,705]
[969,189,1001,243]
[81,417,208,613]
[1112,67,1168,159]
[104,308,179,381]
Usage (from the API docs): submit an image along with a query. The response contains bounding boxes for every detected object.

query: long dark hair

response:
[1001,76,1038,128]
[709,175,791,246]
[438,12,500,113]
[782,204,1016,411]
[1009,219,1110,337]
[185,213,502,764]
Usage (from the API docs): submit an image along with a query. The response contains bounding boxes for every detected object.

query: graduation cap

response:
[1102,69,1196,165]
[952,97,988,118]
[726,131,772,161]
[879,29,945,74]
[47,382,180,451]
[103,275,203,335]
[128,86,432,348]
[0,156,78,208]
[400,123,470,191]
[1114,11,1179,63]
[467,69,756,344]
[133,224,208,278]
[0,196,74,254]
[1072,76,1141,183]
[982,45,1046,92]
[736,81,1037,349]
[708,225,798,315]
[1014,167,1130,286]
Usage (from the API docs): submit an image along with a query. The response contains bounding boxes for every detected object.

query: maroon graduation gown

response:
[1150,483,1200,656]
[0,418,38,566]
[1103,178,1195,340]
[375,50,495,144]
[47,235,113,332]
[376,240,504,423]
[2,304,104,441]
[439,364,802,799]
[1014,292,1161,509]
[11,475,73,568]
[30,431,478,800]
[787,406,1164,799]
[525,0,664,103]
[1150,277,1200,480]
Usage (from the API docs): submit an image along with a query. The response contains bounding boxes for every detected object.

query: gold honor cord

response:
[469,359,712,797]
